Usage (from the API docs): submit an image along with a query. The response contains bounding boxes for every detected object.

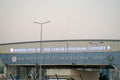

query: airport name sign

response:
[0,52,118,66]
[10,46,111,53]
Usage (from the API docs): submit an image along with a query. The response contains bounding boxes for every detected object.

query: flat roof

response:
[0,39,120,45]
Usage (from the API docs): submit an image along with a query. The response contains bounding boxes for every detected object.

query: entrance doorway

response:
[6,65,111,80]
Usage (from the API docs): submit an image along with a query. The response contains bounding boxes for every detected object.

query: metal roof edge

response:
[0,39,120,45]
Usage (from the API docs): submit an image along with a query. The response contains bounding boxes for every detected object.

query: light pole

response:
[34,21,50,80]
[34,21,50,53]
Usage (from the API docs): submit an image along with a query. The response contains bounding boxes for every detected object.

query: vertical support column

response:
[39,65,42,80]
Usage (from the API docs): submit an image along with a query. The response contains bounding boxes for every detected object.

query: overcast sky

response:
[0,0,120,43]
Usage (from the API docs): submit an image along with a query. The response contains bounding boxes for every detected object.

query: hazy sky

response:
[0,0,120,43]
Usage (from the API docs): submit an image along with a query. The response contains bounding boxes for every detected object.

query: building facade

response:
[0,40,120,80]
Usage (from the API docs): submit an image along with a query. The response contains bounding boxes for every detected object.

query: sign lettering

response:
[10,46,111,53]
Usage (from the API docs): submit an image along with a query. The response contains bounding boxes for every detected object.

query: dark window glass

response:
[0,66,4,74]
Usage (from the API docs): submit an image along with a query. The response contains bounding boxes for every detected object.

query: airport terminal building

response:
[0,40,120,80]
